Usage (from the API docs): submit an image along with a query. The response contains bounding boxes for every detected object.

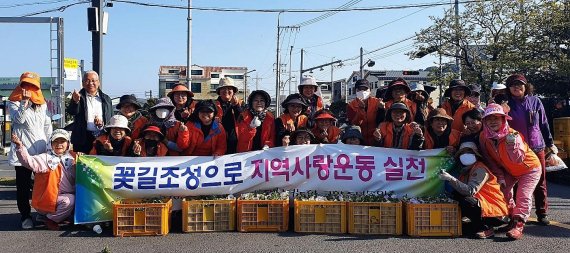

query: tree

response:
[410,0,569,99]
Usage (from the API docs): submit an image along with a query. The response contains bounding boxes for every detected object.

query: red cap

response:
[143,126,164,137]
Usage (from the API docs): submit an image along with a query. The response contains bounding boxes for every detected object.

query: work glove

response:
[250,116,262,129]
[438,170,455,181]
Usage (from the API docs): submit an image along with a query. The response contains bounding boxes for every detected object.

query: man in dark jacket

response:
[66,71,113,153]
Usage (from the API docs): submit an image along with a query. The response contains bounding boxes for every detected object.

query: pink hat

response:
[482,103,512,120]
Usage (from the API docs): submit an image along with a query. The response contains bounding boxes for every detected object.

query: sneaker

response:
[506,219,525,240]
[537,215,550,226]
[35,214,47,223]
[21,217,34,230]
[475,228,495,239]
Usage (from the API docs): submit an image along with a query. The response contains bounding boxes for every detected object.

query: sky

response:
[0,0,459,99]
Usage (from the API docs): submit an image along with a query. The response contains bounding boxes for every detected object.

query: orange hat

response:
[8,72,45,105]
[167,84,194,99]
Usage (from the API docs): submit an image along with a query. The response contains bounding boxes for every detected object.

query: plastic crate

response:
[237,200,289,232]
[182,199,236,232]
[294,200,347,234]
[405,202,461,237]
[554,117,570,138]
[348,202,403,235]
[113,199,171,237]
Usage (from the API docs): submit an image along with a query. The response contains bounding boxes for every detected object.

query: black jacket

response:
[66,89,113,153]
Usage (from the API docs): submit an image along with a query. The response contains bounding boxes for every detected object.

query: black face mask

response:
[144,139,159,148]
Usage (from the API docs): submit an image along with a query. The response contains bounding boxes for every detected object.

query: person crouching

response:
[129,125,168,157]
[89,115,133,156]
[12,129,76,230]
[291,128,315,145]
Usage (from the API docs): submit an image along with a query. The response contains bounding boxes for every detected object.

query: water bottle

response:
[93,224,102,234]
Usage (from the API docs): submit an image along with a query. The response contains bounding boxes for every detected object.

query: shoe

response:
[35,214,47,223]
[44,219,60,231]
[475,228,495,239]
[537,215,550,226]
[21,217,34,230]
[506,219,525,240]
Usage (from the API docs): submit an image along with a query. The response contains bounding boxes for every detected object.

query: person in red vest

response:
[236,90,275,152]
[89,115,133,156]
[12,129,76,230]
[441,79,476,133]
[275,94,309,147]
[128,125,168,157]
[423,108,460,154]
[383,78,417,122]
[374,102,423,150]
[347,79,384,146]
[408,83,436,126]
[147,97,190,156]
[298,76,324,128]
[478,103,542,240]
[438,142,509,239]
[116,94,148,140]
[311,109,341,144]
[214,77,244,154]
[183,100,227,157]
[168,84,197,123]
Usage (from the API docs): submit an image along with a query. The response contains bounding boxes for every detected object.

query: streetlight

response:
[359,47,376,80]
[244,69,256,99]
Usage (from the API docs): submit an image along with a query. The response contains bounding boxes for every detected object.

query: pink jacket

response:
[15,146,75,195]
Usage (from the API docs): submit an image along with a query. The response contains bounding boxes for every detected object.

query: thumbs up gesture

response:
[72,89,81,103]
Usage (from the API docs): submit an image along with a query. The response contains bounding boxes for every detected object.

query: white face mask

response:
[155,108,170,119]
[356,90,370,100]
[459,153,477,166]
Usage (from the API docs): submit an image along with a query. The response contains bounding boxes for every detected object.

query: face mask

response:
[155,108,170,119]
[356,90,370,100]
[144,139,159,148]
[459,153,477,166]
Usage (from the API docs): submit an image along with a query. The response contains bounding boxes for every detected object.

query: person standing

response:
[8,72,53,229]
[214,77,244,154]
[506,74,555,225]
[115,94,147,139]
[346,79,384,146]
[67,71,113,153]
[441,79,476,133]
[298,76,324,128]
[236,90,275,152]
[168,84,196,123]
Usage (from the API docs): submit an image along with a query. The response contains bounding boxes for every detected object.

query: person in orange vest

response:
[275,94,309,147]
[441,79,476,133]
[460,108,484,145]
[236,90,275,152]
[183,100,227,157]
[478,103,542,240]
[147,97,190,156]
[298,76,324,128]
[291,128,315,145]
[423,108,460,154]
[346,79,384,146]
[128,125,168,157]
[438,142,509,239]
[341,125,364,145]
[168,84,197,123]
[408,83,436,126]
[12,129,76,230]
[89,115,133,156]
[116,94,148,140]
[374,102,423,150]
[311,109,341,144]
[214,77,244,154]
[383,78,417,122]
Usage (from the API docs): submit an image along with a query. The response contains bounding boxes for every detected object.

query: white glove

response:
[250,116,262,129]
[262,145,269,151]
[438,170,455,181]
[506,133,517,145]
[550,145,559,154]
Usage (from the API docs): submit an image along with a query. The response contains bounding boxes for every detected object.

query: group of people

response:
[8,70,556,240]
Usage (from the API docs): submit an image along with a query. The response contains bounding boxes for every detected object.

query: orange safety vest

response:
[379,122,415,149]
[423,129,460,149]
[347,97,380,146]
[385,98,417,122]
[311,126,342,144]
[442,99,475,133]
[236,110,276,152]
[479,128,541,177]
[459,161,509,218]
[278,113,308,130]
[215,98,244,129]
[130,116,149,140]
[89,134,133,156]
[183,121,227,156]
[31,163,62,213]
[165,121,190,156]
[135,139,168,157]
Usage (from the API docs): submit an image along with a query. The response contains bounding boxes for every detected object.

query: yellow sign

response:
[64,58,79,69]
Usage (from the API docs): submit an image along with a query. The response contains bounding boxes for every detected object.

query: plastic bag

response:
[546,154,568,172]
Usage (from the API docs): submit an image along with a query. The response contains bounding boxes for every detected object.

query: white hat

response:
[491,82,507,90]
[50,129,70,142]
[105,115,130,132]
[299,76,318,87]
[216,77,238,94]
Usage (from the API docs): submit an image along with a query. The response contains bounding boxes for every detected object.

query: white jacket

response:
[8,100,52,166]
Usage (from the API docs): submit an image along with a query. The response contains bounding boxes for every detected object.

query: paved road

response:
[0,155,14,178]
[0,182,569,252]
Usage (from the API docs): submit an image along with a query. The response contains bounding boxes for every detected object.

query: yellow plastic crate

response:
[294,200,347,234]
[182,199,236,232]
[348,202,402,235]
[113,199,171,237]
[405,202,461,237]
[237,200,289,232]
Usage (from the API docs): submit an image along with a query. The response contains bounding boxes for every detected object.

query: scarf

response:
[483,117,510,140]
[46,149,74,171]
[248,107,267,122]
[125,111,142,131]
[149,110,177,129]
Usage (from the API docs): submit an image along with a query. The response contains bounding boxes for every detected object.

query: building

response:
[331,78,347,103]
[158,65,248,100]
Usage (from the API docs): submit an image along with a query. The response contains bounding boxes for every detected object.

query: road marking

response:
[528,217,570,230]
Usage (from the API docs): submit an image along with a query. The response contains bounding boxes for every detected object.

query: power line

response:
[109,0,492,13]
[292,0,362,27]
[19,0,88,17]
[0,0,75,9]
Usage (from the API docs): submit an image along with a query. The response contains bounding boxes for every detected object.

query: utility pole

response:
[288,46,293,95]
[454,0,461,78]
[145,90,153,99]
[299,48,304,81]
[275,14,299,115]
[330,57,334,102]
[359,47,364,79]
[91,0,103,84]
[253,74,262,91]
[187,0,192,85]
